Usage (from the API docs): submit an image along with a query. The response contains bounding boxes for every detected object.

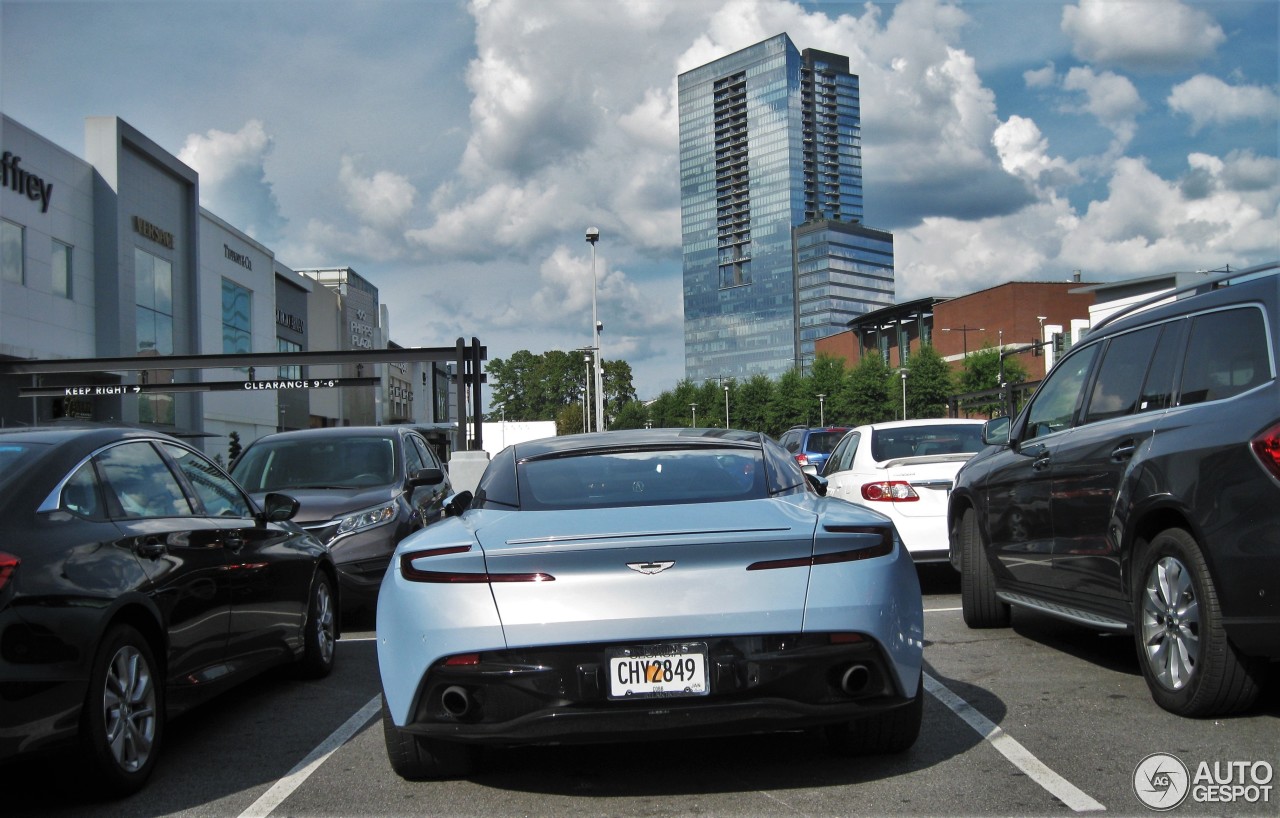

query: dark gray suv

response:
[948,264,1278,717]
[232,426,451,616]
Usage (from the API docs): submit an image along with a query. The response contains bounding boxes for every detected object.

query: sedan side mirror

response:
[444,491,473,517]
[805,472,828,497]
[261,492,300,523]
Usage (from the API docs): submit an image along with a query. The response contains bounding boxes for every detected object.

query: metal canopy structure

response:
[0,338,487,452]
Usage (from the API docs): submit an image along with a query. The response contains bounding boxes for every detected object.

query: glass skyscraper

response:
[679,34,895,383]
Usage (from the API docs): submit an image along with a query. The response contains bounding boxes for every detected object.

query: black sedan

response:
[0,426,338,795]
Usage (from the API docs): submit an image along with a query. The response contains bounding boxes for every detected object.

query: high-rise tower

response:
[679,34,894,383]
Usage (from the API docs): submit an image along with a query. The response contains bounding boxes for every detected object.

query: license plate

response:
[608,642,709,699]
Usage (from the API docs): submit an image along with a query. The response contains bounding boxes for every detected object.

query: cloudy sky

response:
[3,0,1277,399]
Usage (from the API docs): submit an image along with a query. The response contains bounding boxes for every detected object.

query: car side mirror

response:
[261,492,300,523]
[805,472,828,496]
[408,467,445,487]
[444,491,473,517]
[982,417,1012,447]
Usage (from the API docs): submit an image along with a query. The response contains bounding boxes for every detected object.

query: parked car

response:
[822,419,986,563]
[231,426,451,616]
[0,425,337,794]
[377,428,923,779]
[777,425,851,474]
[947,265,1280,717]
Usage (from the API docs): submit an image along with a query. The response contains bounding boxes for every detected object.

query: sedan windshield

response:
[870,424,985,462]
[518,448,766,510]
[233,437,397,491]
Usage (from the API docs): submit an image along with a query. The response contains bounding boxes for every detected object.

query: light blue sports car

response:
[377,429,924,778]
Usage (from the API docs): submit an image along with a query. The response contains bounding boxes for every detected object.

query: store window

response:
[278,337,302,379]
[222,279,252,355]
[135,248,174,355]
[52,240,72,298]
[2,220,23,284]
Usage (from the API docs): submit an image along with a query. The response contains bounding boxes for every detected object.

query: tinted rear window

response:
[870,424,985,461]
[1179,307,1272,405]
[517,448,765,510]
[803,431,847,454]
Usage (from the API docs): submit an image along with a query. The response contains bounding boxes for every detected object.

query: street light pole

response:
[724,385,730,429]
[582,351,592,433]
[816,393,825,427]
[900,369,908,420]
[586,227,603,432]
[690,403,698,427]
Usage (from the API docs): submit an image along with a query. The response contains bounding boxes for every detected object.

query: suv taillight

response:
[0,552,19,591]
[1252,422,1280,481]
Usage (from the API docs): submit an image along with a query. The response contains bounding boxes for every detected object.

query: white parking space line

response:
[923,673,1106,812]
[924,606,961,613]
[237,695,382,818]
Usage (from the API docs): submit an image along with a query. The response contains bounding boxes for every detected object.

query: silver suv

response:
[947,264,1279,717]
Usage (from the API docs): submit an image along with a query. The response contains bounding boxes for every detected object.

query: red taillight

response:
[747,527,893,570]
[1252,421,1280,481]
[795,453,810,466]
[861,481,920,502]
[0,552,18,591]
[399,548,554,583]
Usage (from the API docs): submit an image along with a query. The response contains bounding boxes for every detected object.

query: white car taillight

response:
[861,481,920,502]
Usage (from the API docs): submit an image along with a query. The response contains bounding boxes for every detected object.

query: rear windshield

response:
[803,431,847,454]
[232,436,398,491]
[517,448,766,510]
[870,425,985,461]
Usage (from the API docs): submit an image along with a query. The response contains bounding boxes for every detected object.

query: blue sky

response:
[3,0,1277,399]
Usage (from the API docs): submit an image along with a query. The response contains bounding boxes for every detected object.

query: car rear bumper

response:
[394,634,915,746]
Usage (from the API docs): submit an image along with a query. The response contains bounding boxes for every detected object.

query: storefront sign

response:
[223,244,253,270]
[1,151,53,213]
[132,215,174,249]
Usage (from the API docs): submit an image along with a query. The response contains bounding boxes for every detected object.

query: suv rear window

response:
[1179,307,1271,405]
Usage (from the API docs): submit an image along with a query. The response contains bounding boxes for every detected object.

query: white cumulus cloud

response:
[1168,75,1280,132]
[1062,0,1226,71]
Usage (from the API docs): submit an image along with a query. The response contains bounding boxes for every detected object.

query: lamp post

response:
[582,351,592,433]
[690,403,698,427]
[586,227,603,432]
[899,369,908,420]
[724,385,730,429]
[816,393,826,427]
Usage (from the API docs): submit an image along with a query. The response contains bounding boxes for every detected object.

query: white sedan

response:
[821,419,987,563]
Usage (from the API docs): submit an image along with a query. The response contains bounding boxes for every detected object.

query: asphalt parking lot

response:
[10,566,1277,818]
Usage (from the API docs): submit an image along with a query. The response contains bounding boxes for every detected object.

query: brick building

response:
[814,281,1095,378]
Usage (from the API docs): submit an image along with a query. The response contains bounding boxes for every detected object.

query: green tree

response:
[847,354,895,424]
[556,402,584,436]
[228,431,242,464]
[486,349,636,423]
[733,374,774,433]
[610,399,650,430]
[957,344,1029,417]
[809,354,847,426]
[602,359,638,424]
[904,345,954,419]
[766,369,809,437]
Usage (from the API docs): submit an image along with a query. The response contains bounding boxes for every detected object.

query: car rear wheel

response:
[1133,528,1262,717]
[381,694,475,779]
[81,624,164,796]
[295,571,337,679]
[825,671,923,755]
[958,507,1010,628]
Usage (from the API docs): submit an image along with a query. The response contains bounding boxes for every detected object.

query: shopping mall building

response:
[1,114,464,462]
